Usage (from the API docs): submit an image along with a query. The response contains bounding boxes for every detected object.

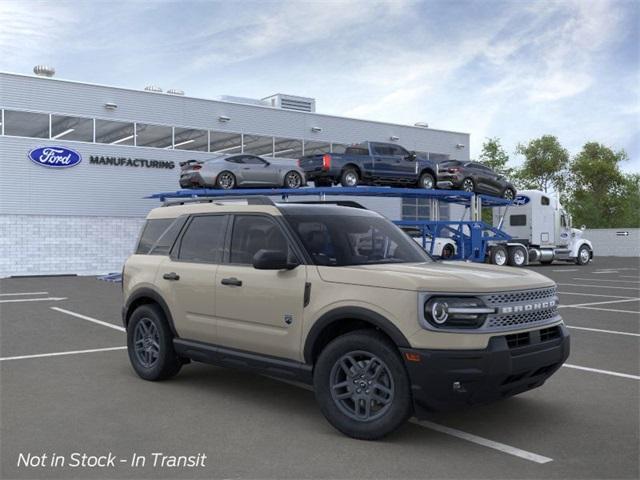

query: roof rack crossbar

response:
[162,195,275,207]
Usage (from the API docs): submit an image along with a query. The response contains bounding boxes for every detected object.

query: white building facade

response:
[0,72,470,277]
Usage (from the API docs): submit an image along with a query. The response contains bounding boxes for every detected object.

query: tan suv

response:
[122,197,569,440]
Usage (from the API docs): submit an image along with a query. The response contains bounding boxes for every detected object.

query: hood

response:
[317,261,555,293]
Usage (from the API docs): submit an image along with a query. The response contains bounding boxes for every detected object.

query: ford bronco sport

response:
[123,197,569,440]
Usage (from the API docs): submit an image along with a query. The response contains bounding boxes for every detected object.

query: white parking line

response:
[593,271,619,274]
[0,346,126,362]
[559,291,636,299]
[563,364,640,380]
[270,377,553,464]
[0,297,67,303]
[552,269,579,272]
[568,306,640,315]
[558,283,640,291]
[51,307,125,332]
[411,420,553,464]
[0,291,49,296]
[572,278,640,284]
[559,298,640,309]
[620,275,640,279]
[566,325,640,337]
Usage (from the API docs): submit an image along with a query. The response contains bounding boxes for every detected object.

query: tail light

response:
[192,165,202,170]
[322,154,332,171]
[448,167,460,173]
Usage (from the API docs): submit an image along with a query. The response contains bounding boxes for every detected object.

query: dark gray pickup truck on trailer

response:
[298,141,439,188]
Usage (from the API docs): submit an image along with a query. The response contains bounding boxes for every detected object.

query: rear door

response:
[370,143,396,179]
[214,214,307,360]
[158,214,228,344]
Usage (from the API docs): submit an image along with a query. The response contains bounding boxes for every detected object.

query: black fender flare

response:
[303,306,411,364]
[123,287,178,337]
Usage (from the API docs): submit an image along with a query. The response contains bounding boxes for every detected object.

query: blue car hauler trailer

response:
[148,186,515,264]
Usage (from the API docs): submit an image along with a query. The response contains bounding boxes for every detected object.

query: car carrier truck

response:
[490,190,594,266]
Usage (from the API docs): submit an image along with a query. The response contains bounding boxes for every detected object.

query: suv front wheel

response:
[127,304,182,381]
[313,330,413,440]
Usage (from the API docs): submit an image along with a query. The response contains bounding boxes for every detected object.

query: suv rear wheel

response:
[127,304,182,381]
[313,330,412,440]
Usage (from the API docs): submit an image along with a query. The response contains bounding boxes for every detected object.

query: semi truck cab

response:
[493,190,593,265]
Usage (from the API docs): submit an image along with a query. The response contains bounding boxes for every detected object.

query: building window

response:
[173,127,208,151]
[303,141,331,155]
[210,131,243,154]
[51,114,93,142]
[273,137,303,159]
[3,110,49,138]
[95,119,135,145]
[243,134,274,156]
[135,123,173,148]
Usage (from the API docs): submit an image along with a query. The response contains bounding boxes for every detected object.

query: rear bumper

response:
[179,172,207,188]
[436,174,464,189]
[400,324,570,416]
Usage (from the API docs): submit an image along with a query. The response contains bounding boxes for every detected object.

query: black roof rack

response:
[278,200,367,209]
[162,195,275,207]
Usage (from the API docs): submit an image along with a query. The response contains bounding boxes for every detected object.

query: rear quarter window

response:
[345,147,369,156]
[136,219,174,254]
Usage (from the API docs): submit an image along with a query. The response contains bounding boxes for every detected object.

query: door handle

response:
[163,272,180,281]
[221,277,242,287]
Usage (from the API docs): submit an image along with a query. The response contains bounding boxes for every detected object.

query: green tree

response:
[515,135,569,193]
[565,142,638,228]
[479,137,513,176]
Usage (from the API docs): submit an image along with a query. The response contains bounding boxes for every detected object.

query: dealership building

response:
[0,69,470,277]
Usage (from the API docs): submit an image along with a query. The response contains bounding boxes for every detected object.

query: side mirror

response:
[253,249,298,270]
[407,151,417,161]
[581,225,586,231]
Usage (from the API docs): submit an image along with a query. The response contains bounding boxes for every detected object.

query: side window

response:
[510,215,527,226]
[541,196,550,206]
[136,219,173,254]
[177,215,227,263]
[226,156,244,164]
[561,215,567,227]
[390,146,410,157]
[242,156,267,165]
[149,217,187,255]
[230,216,289,265]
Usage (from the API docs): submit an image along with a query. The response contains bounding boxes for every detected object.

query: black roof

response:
[276,203,380,217]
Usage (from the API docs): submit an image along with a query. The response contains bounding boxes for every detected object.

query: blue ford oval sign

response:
[513,195,530,206]
[28,146,82,168]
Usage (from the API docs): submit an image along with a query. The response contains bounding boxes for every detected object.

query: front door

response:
[158,214,228,344]
[215,214,307,360]
[238,155,276,185]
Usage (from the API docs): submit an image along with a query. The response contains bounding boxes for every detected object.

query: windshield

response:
[284,214,433,266]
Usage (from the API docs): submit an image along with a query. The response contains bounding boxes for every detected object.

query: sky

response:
[1,0,638,172]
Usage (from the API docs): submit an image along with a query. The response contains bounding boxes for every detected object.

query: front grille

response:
[485,287,557,306]
[487,308,558,329]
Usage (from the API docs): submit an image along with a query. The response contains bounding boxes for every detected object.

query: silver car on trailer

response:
[179,154,306,189]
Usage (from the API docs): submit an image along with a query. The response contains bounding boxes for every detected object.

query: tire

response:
[503,188,516,201]
[127,304,182,381]
[216,171,236,189]
[284,170,303,189]
[418,172,435,190]
[461,178,475,193]
[576,245,591,265]
[340,168,359,187]
[490,245,508,266]
[441,243,455,259]
[313,330,412,440]
[507,246,527,267]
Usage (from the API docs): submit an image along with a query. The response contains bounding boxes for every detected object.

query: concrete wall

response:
[584,228,640,257]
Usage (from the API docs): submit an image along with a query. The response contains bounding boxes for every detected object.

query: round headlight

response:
[430,300,449,324]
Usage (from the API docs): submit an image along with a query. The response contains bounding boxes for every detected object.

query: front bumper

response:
[400,324,570,416]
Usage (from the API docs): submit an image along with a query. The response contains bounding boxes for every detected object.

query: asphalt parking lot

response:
[1,256,638,479]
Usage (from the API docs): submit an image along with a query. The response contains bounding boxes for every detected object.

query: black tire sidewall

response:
[127,304,181,381]
[313,330,412,440]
